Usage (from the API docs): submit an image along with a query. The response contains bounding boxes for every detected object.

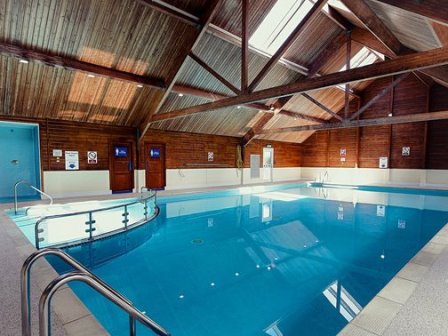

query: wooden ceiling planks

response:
[1,0,447,144]
[212,0,277,37]
[0,0,198,81]
[150,105,258,137]
[284,13,343,67]
[364,0,441,51]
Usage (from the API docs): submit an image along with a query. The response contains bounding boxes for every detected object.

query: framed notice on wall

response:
[65,151,79,170]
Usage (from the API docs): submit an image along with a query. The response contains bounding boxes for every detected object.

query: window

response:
[250,0,318,55]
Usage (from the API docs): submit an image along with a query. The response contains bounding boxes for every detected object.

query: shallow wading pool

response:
[9,184,448,335]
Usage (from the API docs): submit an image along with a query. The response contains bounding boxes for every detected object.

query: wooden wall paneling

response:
[390,75,428,169]
[302,131,330,167]
[426,120,448,169]
[140,129,302,169]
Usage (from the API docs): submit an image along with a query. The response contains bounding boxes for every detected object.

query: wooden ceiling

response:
[0,0,447,144]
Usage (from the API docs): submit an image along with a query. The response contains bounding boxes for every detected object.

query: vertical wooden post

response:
[388,77,395,165]
[422,85,430,169]
[241,0,249,92]
[344,30,352,120]
[355,98,361,168]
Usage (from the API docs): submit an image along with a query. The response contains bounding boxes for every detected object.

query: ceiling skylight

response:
[339,47,385,72]
[250,0,317,55]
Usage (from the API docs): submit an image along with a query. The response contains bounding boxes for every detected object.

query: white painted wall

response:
[165,168,241,190]
[301,167,448,188]
[43,170,111,198]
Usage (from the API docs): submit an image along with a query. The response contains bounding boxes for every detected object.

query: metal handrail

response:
[14,180,53,215]
[40,272,170,336]
[34,191,157,248]
[21,248,169,336]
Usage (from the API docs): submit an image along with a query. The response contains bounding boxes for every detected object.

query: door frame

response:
[263,146,274,182]
[0,121,42,194]
[144,142,166,189]
[109,140,135,192]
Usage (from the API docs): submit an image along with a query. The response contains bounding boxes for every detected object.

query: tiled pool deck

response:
[1,180,448,335]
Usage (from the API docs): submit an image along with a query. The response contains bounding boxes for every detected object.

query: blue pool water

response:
[50,185,448,336]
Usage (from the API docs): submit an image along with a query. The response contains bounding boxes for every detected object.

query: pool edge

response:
[338,222,448,336]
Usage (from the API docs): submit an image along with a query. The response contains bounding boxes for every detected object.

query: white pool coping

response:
[2,179,448,335]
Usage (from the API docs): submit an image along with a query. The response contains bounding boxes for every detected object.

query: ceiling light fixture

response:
[87,74,95,78]
[19,59,29,64]
[178,93,184,97]
[137,84,143,88]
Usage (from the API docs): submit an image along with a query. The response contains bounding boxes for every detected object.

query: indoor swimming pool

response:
[9,184,448,335]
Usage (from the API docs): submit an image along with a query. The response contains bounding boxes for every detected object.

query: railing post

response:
[143,199,148,220]
[122,205,129,229]
[130,315,136,336]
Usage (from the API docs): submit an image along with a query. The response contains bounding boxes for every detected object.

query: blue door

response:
[0,122,41,202]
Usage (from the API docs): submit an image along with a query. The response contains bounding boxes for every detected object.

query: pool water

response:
[61,185,448,336]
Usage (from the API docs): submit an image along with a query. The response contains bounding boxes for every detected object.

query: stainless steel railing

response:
[14,180,53,215]
[34,191,157,249]
[21,248,170,336]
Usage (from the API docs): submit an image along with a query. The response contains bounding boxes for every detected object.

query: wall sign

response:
[377,205,385,217]
[87,151,98,164]
[402,146,411,156]
[379,157,388,169]
[52,149,62,157]
[65,151,79,170]
[208,152,214,162]
[114,146,128,158]
[340,148,346,156]
[150,148,160,158]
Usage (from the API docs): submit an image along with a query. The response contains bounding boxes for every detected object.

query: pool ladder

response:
[14,180,54,215]
[21,248,170,336]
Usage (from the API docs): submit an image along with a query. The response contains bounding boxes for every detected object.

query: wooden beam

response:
[242,113,275,146]
[241,0,249,91]
[173,84,270,112]
[351,27,448,88]
[341,0,402,55]
[188,52,240,94]
[150,47,448,122]
[349,73,410,121]
[302,93,343,121]
[139,0,223,138]
[136,0,201,28]
[324,5,354,31]
[278,110,328,124]
[247,0,328,92]
[0,42,166,89]
[257,111,448,134]
[370,0,448,26]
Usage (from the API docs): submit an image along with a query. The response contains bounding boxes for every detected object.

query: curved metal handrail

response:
[39,271,170,336]
[14,180,53,215]
[21,248,131,336]
[21,248,169,336]
[34,191,157,248]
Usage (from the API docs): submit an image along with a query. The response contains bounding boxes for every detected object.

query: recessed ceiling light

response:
[137,84,143,88]
[178,93,184,97]
[87,74,95,78]
[19,59,29,64]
